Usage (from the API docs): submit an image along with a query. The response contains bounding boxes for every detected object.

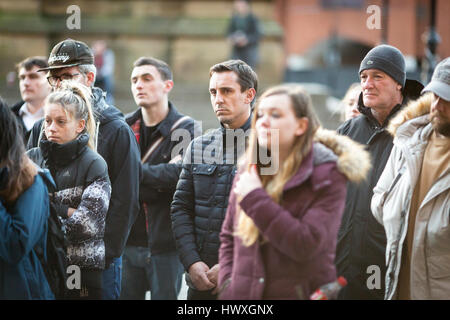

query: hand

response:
[169,154,182,164]
[188,261,215,291]
[234,165,262,199]
[67,208,76,218]
[206,264,220,294]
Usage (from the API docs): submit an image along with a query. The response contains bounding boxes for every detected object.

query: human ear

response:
[76,119,86,134]
[85,72,95,87]
[245,88,256,105]
[164,80,174,93]
[295,117,309,136]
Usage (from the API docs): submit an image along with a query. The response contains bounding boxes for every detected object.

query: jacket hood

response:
[314,127,371,183]
[387,93,432,137]
[92,87,124,125]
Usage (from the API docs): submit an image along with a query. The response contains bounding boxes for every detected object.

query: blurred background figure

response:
[93,40,115,105]
[227,0,261,70]
[11,56,51,143]
[0,97,54,300]
[341,83,362,121]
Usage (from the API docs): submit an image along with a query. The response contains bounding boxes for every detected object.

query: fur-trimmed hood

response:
[387,93,432,137]
[314,128,371,183]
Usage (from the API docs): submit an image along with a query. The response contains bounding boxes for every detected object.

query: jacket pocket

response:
[427,254,450,279]
[192,164,217,199]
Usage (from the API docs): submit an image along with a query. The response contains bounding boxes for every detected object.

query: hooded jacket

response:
[334,79,423,299]
[218,128,371,300]
[371,94,450,300]
[27,87,141,266]
[0,169,55,300]
[28,133,111,269]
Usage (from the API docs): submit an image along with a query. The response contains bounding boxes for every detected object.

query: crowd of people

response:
[0,35,449,300]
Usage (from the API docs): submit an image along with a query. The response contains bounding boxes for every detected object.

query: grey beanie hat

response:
[359,44,406,87]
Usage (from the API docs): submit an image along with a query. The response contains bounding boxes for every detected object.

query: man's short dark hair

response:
[133,57,173,81]
[16,56,48,72]
[209,59,258,94]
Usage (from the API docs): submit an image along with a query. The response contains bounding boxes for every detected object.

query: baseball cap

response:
[38,38,94,72]
[422,57,450,101]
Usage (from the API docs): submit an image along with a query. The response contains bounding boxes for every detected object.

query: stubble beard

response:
[431,113,450,137]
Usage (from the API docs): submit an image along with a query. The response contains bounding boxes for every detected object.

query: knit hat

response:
[359,45,406,87]
[422,57,450,101]
[38,38,94,71]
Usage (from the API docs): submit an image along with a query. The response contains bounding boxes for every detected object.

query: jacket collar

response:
[40,133,89,168]
[127,101,181,138]
[220,112,252,135]
[157,102,183,138]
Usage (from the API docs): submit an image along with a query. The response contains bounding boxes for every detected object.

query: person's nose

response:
[214,91,224,105]
[258,113,270,128]
[362,76,374,90]
[47,121,57,133]
[431,96,444,113]
[135,78,144,90]
[54,77,64,89]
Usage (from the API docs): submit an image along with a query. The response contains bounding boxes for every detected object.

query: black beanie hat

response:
[359,45,406,87]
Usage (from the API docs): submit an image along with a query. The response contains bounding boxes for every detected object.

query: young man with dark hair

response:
[171,59,257,300]
[11,56,51,142]
[121,56,198,300]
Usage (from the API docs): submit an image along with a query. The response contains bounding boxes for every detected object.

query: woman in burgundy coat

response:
[218,84,371,300]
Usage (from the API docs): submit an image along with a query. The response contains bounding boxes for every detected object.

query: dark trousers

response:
[66,269,103,300]
[187,288,217,300]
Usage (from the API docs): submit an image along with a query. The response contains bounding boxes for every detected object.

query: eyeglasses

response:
[47,73,81,86]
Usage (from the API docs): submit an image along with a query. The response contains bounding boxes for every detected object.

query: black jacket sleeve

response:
[103,124,141,266]
[170,142,201,271]
[141,162,182,194]
[140,119,198,195]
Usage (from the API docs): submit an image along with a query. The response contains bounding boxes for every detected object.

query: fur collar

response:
[314,128,371,183]
[387,93,432,137]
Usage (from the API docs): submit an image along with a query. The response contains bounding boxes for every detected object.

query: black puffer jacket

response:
[335,79,423,299]
[27,87,141,267]
[27,133,111,269]
[171,116,252,271]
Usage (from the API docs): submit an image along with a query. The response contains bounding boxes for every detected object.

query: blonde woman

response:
[341,83,362,121]
[28,81,111,299]
[218,84,371,299]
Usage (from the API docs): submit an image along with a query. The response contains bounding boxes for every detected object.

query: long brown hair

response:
[0,98,37,204]
[235,84,321,246]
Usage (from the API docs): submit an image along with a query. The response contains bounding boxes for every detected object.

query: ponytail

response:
[46,81,97,150]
